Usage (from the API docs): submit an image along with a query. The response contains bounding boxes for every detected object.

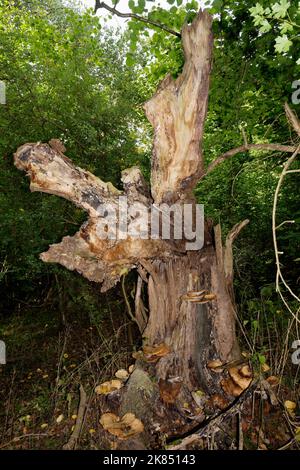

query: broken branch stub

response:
[144,11,213,204]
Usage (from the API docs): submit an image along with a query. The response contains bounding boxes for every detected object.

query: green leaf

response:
[126,53,135,67]
[128,0,135,11]
[260,19,272,32]
[272,0,291,19]
[212,0,223,10]
[186,0,199,10]
[279,21,293,33]
[138,0,146,11]
[258,354,266,365]
[275,34,292,53]
[249,3,265,17]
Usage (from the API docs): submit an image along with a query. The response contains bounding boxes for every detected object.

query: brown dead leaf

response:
[211,394,229,410]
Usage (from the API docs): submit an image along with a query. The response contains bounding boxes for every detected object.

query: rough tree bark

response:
[14,10,298,446]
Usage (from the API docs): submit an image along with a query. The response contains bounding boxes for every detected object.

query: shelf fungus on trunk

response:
[181,290,217,303]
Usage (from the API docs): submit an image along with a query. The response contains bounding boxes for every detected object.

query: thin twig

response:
[121,275,142,332]
[0,433,49,450]
[272,145,300,311]
[94,1,181,38]
[168,381,257,449]
[204,143,297,177]
[63,384,87,450]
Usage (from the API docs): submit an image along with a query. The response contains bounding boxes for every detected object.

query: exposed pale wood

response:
[14,142,121,216]
[285,102,300,137]
[144,11,213,204]
[14,143,172,292]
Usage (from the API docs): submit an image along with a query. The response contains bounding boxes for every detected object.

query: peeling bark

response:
[144,11,213,204]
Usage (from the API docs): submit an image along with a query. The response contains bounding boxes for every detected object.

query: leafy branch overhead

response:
[250,0,300,63]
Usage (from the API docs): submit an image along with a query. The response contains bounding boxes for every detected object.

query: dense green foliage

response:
[0,0,149,309]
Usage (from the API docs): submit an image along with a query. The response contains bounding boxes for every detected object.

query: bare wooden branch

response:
[14,143,122,217]
[63,384,87,450]
[224,219,250,284]
[285,102,300,137]
[94,1,181,38]
[213,220,249,284]
[272,145,300,324]
[204,143,298,177]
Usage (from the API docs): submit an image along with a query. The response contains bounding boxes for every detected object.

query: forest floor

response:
[0,295,299,450]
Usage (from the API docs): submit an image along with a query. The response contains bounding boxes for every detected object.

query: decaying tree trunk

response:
[14,9,298,446]
[142,246,240,392]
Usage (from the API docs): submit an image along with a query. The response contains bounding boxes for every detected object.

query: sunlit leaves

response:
[249,0,298,61]
[211,0,223,13]
[272,0,291,19]
[259,19,272,33]
[249,3,264,16]
[275,34,292,53]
